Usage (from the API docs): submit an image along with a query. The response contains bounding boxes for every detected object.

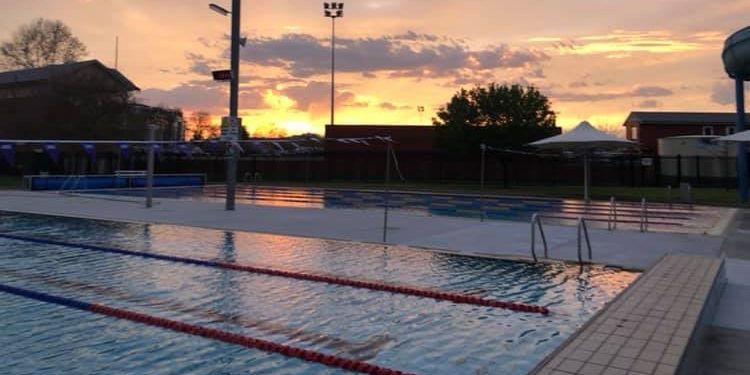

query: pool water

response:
[0,211,638,375]
[83,184,723,233]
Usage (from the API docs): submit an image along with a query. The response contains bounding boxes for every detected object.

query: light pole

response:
[324,2,343,127]
[210,1,241,210]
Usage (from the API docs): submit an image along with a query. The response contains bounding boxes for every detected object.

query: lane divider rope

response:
[0,233,549,315]
[0,283,414,375]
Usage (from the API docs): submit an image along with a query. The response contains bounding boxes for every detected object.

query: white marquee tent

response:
[529,121,636,202]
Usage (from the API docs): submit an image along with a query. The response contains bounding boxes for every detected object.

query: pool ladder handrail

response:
[640,198,649,233]
[530,213,549,263]
[607,196,618,231]
[577,217,593,267]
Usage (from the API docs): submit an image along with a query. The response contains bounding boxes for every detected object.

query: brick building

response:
[0,60,183,141]
[623,111,750,153]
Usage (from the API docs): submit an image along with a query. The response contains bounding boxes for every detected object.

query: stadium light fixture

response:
[324,2,344,127]
[209,3,231,16]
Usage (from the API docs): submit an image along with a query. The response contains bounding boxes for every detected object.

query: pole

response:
[330,17,336,127]
[146,124,155,208]
[479,143,486,221]
[383,141,391,243]
[736,78,748,202]
[583,153,590,203]
[225,0,241,211]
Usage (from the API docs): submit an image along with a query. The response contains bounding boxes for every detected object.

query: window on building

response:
[727,126,736,135]
[631,126,639,140]
[702,126,714,136]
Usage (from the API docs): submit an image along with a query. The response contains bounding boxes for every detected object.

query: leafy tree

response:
[0,18,87,69]
[433,83,558,156]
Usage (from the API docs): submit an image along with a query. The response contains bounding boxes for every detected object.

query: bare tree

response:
[596,123,626,137]
[187,111,218,140]
[0,19,87,70]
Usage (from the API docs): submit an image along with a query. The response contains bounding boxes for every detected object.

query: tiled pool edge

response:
[529,254,725,375]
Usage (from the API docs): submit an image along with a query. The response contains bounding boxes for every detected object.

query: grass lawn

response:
[0,175,22,189]
[245,180,747,208]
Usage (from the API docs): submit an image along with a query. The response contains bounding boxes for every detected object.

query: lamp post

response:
[324,2,343,127]
[209,1,241,210]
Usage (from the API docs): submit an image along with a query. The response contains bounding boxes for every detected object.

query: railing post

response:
[640,197,648,232]
[146,124,156,208]
[577,218,583,267]
[530,214,538,263]
[382,140,391,243]
[479,143,486,222]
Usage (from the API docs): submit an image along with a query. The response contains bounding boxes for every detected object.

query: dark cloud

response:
[138,84,266,112]
[637,99,661,108]
[237,31,549,79]
[280,81,358,115]
[551,85,673,102]
[379,102,411,111]
[569,81,588,88]
[631,85,673,97]
[711,81,734,105]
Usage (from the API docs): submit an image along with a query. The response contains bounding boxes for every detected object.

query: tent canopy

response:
[528,121,635,202]
[714,129,750,142]
[529,121,636,150]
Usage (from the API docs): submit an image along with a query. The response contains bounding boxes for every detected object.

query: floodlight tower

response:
[324,2,344,127]
[209,1,241,210]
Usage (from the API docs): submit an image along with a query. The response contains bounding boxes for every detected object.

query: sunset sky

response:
[1,0,748,136]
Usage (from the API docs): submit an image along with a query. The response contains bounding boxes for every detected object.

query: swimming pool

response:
[0,211,637,374]
[82,184,725,233]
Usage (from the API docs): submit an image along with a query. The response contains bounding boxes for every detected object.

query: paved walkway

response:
[0,190,727,270]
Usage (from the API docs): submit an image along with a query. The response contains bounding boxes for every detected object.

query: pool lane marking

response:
[0,283,415,375]
[0,233,550,315]
[0,265,387,359]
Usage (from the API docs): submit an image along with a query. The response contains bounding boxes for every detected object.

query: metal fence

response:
[0,150,744,189]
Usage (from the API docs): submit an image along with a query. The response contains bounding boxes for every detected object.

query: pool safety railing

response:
[577,217,592,267]
[640,198,649,233]
[0,284,416,375]
[0,233,549,315]
[115,170,147,189]
[530,213,548,263]
[607,197,618,231]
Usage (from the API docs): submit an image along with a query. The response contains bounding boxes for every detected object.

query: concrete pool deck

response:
[0,190,728,270]
[531,255,724,375]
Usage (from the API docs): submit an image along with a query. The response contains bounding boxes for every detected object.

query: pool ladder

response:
[530,214,592,268]
[530,213,548,263]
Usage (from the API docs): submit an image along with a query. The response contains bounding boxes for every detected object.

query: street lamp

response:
[324,2,343,127]
[209,1,242,211]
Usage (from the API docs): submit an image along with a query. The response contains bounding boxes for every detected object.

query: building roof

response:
[624,111,750,126]
[0,60,139,91]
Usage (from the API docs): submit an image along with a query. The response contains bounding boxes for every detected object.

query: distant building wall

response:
[325,125,435,153]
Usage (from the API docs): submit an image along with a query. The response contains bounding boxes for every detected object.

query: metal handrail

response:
[577,217,592,267]
[608,196,618,231]
[640,198,649,232]
[530,213,549,262]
